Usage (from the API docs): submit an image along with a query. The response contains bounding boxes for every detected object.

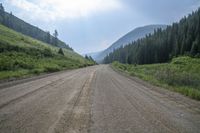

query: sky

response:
[1,0,200,54]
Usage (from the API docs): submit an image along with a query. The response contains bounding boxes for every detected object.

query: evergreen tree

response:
[104,8,200,64]
[0,3,4,11]
[46,31,51,44]
[85,55,89,60]
[53,30,58,46]
[58,48,64,55]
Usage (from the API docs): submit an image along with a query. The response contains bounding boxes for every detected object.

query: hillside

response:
[0,3,72,50]
[0,24,94,80]
[104,8,200,64]
[94,25,167,62]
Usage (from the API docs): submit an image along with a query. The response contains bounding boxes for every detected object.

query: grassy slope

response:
[0,24,94,80]
[112,56,200,100]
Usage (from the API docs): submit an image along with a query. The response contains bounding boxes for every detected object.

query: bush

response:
[43,48,53,57]
[155,69,200,88]
[31,69,44,75]
[44,65,61,72]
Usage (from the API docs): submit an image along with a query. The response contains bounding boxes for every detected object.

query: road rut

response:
[0,65,200,133]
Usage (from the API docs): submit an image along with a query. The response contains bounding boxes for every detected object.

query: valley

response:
[0,1,200,133]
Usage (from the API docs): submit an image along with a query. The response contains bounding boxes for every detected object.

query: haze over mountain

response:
[2,0,200,54]
[92,25,167,62]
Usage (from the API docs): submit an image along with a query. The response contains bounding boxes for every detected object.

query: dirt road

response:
[0,65,200,133]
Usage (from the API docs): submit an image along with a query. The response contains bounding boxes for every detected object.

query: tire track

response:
[0,70,82,110]
[110,76,179,133]
[49,70,96,133]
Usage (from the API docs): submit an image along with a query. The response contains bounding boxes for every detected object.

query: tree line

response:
[0,3,73,50]
[85,55,97,64]
[104,8,200,64]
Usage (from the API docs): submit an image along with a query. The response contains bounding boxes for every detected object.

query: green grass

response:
[111,56,200,100]
[0,24,95,80]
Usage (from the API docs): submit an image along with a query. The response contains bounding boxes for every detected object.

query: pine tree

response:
[85,55,89,60]
[53,30,58,46]
[46,31,51,44]
[58,48,64,56]
[0,3,4,11]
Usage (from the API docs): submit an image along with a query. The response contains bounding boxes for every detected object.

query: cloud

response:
[7,0,123,21]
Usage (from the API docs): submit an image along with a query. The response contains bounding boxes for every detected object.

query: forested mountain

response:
[94,25,167,63]
[104,8,200,64]
[0,3,72,50]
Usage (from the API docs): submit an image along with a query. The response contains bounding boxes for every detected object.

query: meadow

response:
[112,56,200,100]
[0,24,94,80]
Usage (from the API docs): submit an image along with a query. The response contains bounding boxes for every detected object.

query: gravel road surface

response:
[0,65,200,133]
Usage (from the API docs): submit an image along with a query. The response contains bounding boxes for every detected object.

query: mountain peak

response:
[92,24,167,63]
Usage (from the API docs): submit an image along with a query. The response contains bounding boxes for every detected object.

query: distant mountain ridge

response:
[0,3,72,50]
[93,25,167,62]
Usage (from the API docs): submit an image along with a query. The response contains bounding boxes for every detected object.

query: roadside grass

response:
[0,24,94,80]
[111,56,200,100]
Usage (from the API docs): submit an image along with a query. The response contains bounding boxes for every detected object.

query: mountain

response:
[104,8,200,64]
[0,3,72,50]
[94,25,167,63]
[0,24,95,80]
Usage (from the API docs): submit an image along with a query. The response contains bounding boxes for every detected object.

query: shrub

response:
[44,65,61,72]
[43,48,53,57]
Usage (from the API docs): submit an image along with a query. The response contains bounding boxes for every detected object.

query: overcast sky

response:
[1,0,200,54]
